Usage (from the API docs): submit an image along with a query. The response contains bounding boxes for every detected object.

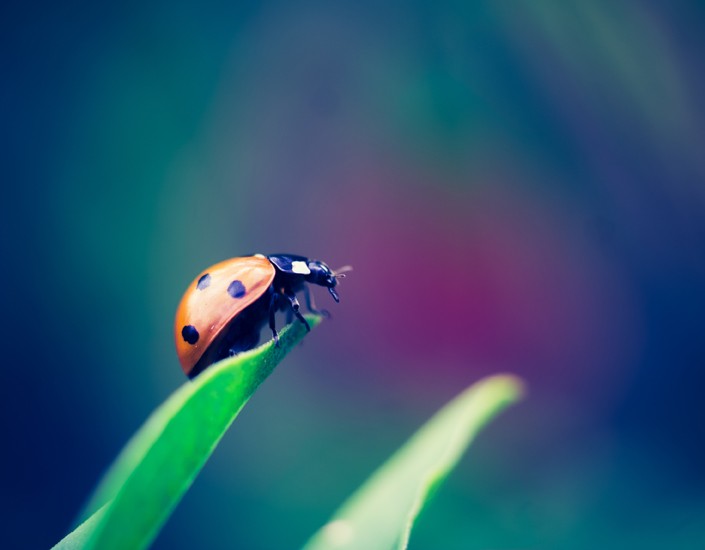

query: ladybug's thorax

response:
[267,254,337,288]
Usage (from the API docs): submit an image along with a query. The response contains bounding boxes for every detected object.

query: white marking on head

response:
[254,253,266,259]
[291,260,311,275]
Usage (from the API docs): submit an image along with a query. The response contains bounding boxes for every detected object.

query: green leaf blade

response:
[56,316,321,550]
[51,504,110,550]
[302,374,525,550]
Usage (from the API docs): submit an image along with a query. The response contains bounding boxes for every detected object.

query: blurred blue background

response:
[2,1,705,548]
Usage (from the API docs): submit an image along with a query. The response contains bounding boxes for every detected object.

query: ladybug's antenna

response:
[333,265,353,278]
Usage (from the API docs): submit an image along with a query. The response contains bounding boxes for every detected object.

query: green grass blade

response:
[302,374,525,550]
[54,316,321,550]
[51,504,110,550]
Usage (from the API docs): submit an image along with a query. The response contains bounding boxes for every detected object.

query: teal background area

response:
[2,1,705,549]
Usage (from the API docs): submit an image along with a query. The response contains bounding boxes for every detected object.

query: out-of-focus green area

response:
[303,375,523,550]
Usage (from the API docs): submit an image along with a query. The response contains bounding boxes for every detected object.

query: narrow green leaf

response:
[302,374,525,550]
[54,316,321,550]
[51,504,110,550]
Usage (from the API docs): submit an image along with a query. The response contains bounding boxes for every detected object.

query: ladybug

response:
[175,254,349,378]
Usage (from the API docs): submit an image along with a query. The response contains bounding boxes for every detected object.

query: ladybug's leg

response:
[269,290,280,347]
[283,288,311,331]
[303,285,330,318]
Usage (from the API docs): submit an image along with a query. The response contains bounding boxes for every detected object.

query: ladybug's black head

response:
[305,260,338,301]
[304,260,351,302]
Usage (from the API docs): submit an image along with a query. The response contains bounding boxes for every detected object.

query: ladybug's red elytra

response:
[175,254,349,378]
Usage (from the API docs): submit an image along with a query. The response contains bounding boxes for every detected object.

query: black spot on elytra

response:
[182,325,199,345]
[227,280,246,298]
[197,273,211,290]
